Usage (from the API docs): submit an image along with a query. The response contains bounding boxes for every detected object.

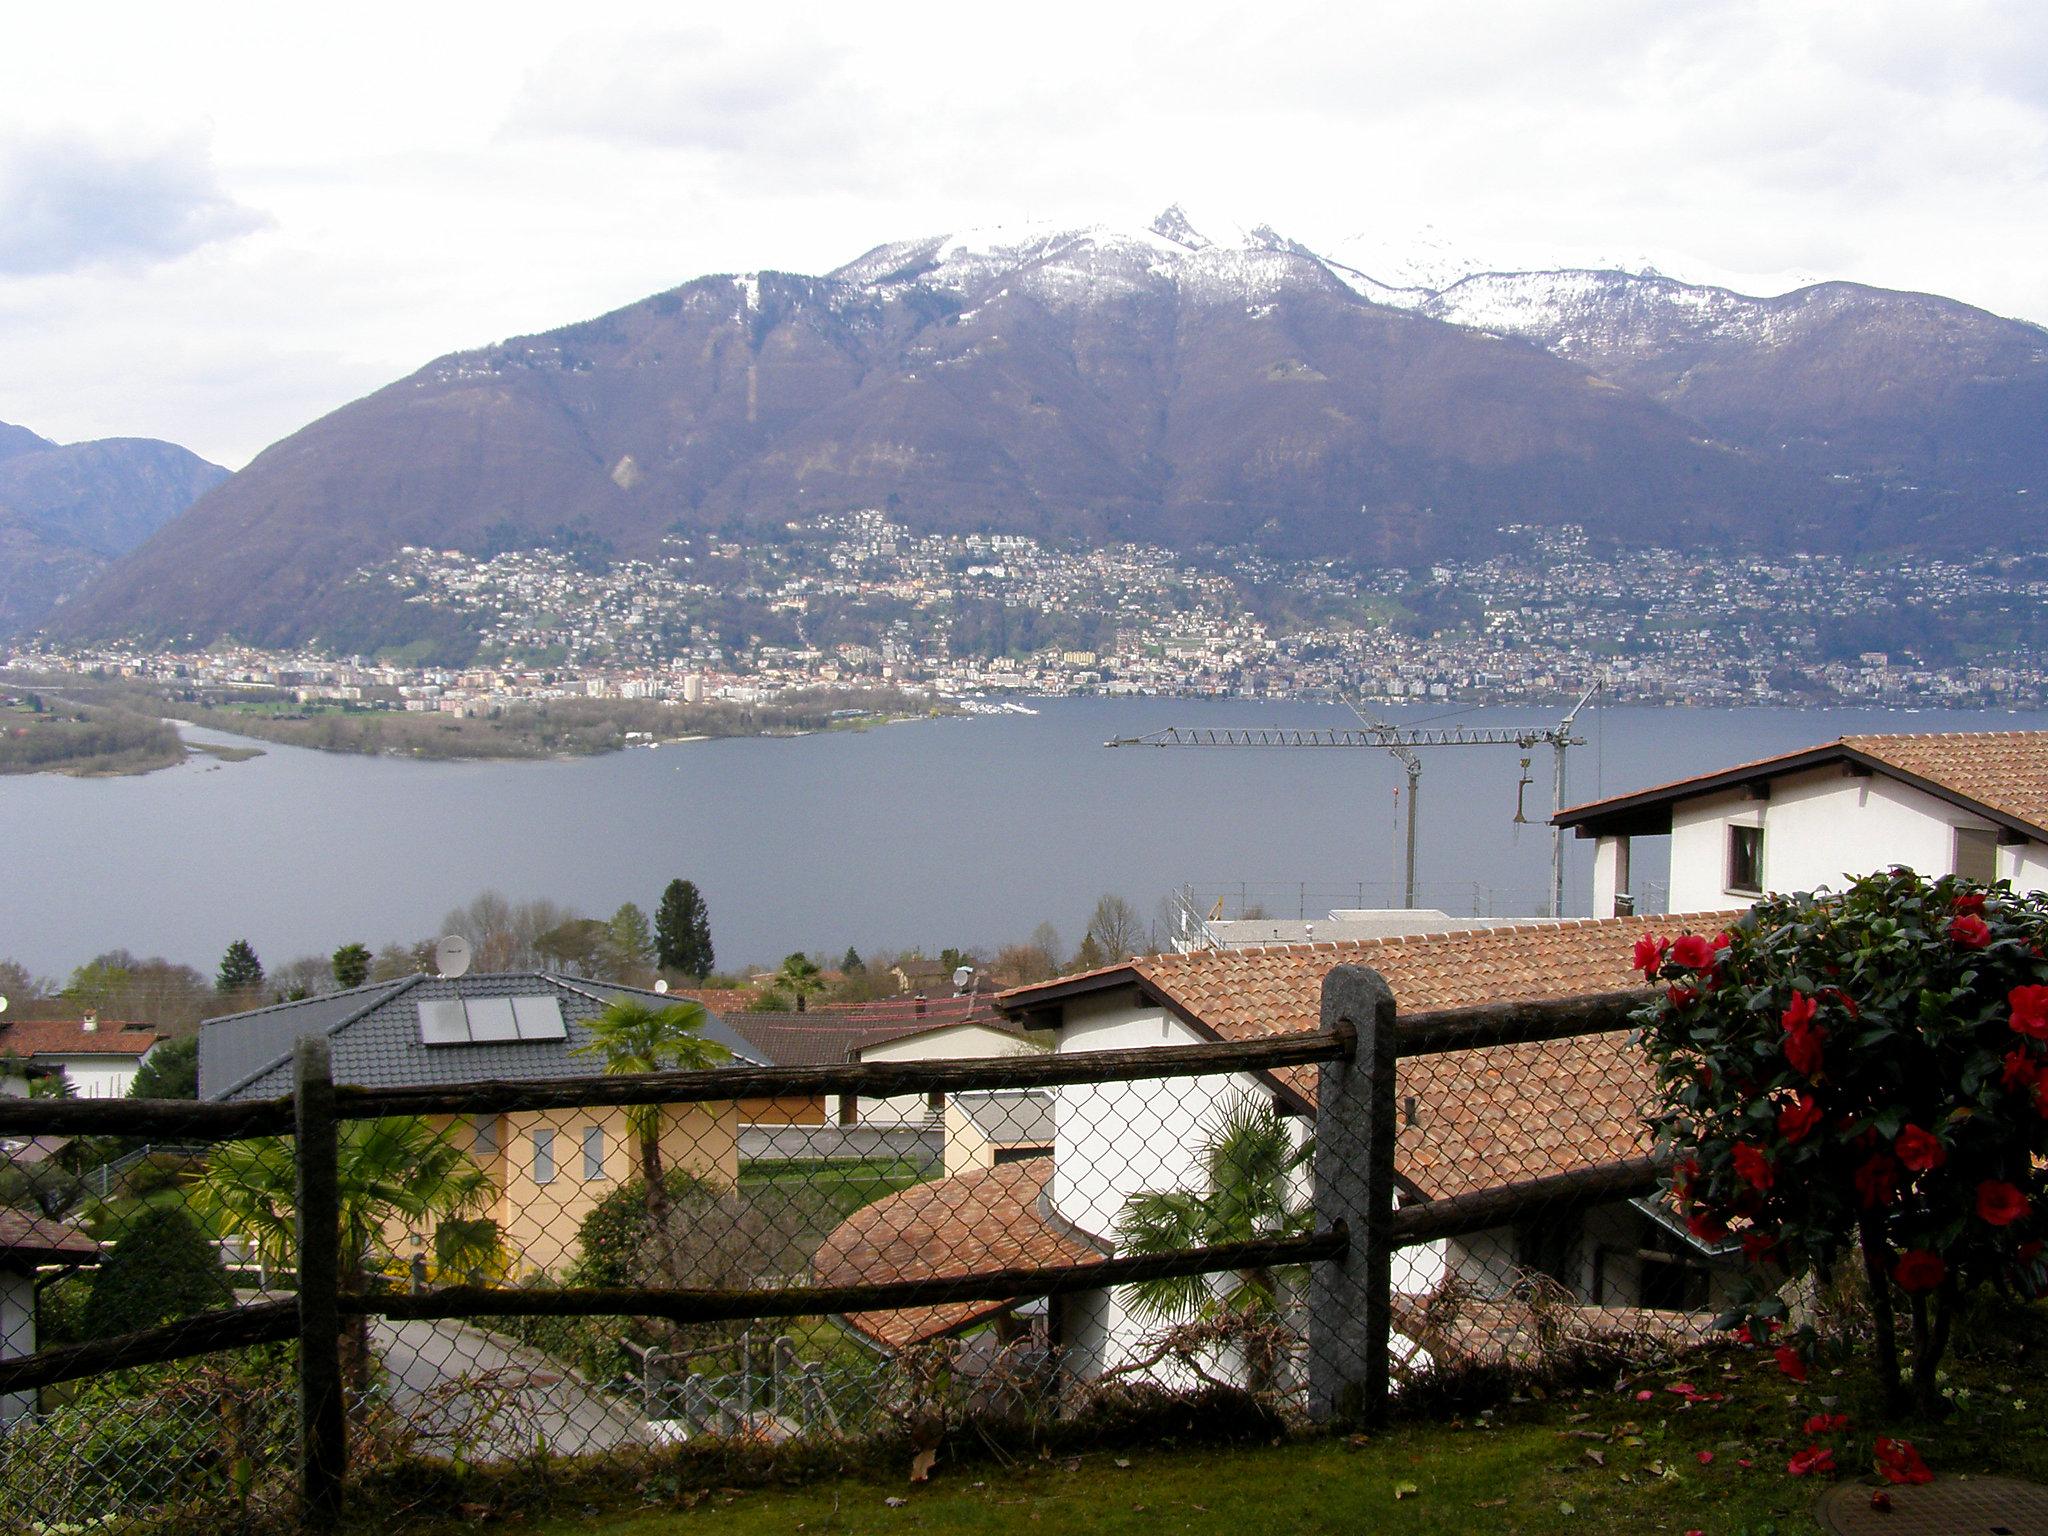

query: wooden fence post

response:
[294,1037,346,1532]
[1307,963,1398,1426]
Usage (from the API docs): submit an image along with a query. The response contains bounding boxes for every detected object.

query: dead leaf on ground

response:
[884,1496,907,1508]
[1394,1481,1420,1500]
[909,1449,937,1483]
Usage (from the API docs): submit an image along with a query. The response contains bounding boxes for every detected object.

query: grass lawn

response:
[457,1297,2048,1536]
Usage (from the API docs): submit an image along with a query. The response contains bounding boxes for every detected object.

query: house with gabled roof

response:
[199,973,766,1282]
[813,917,1744,1382]
[1,1208,98,1424]
[0,1015,164,1099]
[1556,730,2048,917]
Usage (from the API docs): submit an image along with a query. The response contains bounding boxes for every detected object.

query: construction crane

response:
[1106,684,1599,917]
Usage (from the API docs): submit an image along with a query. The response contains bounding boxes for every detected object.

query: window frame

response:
[1954,826,1998,885]
[1726,823,1764,895]
[582,1124,605,1181]
[532,1127,556,1186]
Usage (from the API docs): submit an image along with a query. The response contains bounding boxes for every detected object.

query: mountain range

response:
[0,424,227,636]
[48,208,2048,651]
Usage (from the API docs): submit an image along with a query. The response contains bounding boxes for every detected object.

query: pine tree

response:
[842,946,865,974]
[331,942,372,990]
[216,939,265,995]
[603,902,656,977]
[654,880,714,978]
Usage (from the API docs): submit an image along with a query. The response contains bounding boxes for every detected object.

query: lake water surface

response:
[7,698,2046,977]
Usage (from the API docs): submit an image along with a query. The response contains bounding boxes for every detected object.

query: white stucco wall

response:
[1666,766,2041,911]
[851,1022,1043,1126]
[41,1053,150,1099]
[1,1269,35,1424]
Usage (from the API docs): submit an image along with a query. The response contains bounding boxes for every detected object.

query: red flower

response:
[1634,933,1671,976]
[1786,1444,1836,1477]
[1732,1142,1775,1190]
[1803,1413,1850,1435]
[1741,1229,1778,1263]
[1774,1344,1808,1381]
[1949,913,1992,948]
[1873,1437,1932,1486]
[1953,891,1986,914]
[1894,1249,1947,1292]
[1894,1125,1946,1172]
[2010,985,2048,1041]
[2002,1048,2040,1091]
[1668,983,1701,1010]
[1784,1022,1826,1078]
[1696,1450,1714,1465]
[1976,1179,2031,1227]
[1669,933,1717,970]
[1781,990,1818,1030]
[1818,985,1861,1019]
[1687,1209,1729,1243]
[1855,1154,1899,1209]
[1777,1093,1824,1143]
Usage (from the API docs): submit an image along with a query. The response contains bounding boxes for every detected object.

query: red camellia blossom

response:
[1894,1125,1946,1172]
[1781,991,1818,1030]
[1774,1344,1808,1382]
[1894,1249,1947,1292]
[1667,983,1701,1010]
[1786,1444,1836,1477]
[1732,1142,1775,1189]
[1777,1093,1824,1142]
[1803,1413,1850,1435]
[1855,1153,1899,1209]
[1976,1179,2031,1227]
[2010,984,2048,1041]
[1634,933,1671,977]
[1740,1229,1778,1263]
[1784,1021,1826,1078]
[1670,933,1717,970]
[1949,913,1992,948]
[1873,1437,1933,1486]
[2003,1048,2041,1091]
[1953,892,1986,915]
[1686,1209,1730,1243]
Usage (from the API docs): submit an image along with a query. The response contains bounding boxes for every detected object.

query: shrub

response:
[1634,869,2048,1412]
[83,1205,233,1337]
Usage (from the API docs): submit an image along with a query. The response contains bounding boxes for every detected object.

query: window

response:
[582,1125,605,1180]
[1726,824,1764,894]
[471,1115,498,1156]
[1955,827,1998,885]
[532,1128,556,1185]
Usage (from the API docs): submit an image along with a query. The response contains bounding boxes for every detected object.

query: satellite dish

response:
[435,934,473,980]
[0,995,8,1015]
[653,979,670,995]
[952,965,973,994]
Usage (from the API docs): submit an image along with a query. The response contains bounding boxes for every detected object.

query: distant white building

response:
[1556,731,2048,916]
[0,1015,163,1099]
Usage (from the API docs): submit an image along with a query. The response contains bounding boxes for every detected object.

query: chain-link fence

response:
[0,966,1711,1533]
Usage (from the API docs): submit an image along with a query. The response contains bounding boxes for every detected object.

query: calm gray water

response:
[6,698,2045,977]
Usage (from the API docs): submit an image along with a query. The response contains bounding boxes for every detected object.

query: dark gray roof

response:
[953,1089,1055,1146]
[200,973,763,1103]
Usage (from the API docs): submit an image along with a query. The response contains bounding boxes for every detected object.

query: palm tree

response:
[1113,1094,1312,1390]
[763,951,827,1013]
[192,1117,496,1388]
[573,998,731,1224]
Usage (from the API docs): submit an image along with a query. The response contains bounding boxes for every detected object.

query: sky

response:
[3,0,2046,469]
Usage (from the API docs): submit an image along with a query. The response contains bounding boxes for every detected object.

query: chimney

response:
[914,994,927,1016]
[81,1010,99,1033]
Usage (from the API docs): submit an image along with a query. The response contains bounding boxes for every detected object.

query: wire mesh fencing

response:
[0,966,1730,1533]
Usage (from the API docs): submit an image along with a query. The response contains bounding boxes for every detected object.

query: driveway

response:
[371,1317,650,1461]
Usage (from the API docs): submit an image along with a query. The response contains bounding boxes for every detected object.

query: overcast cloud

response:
[1,0,2044,467]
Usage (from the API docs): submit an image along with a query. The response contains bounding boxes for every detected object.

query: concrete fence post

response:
[1307,964,1399,1426]
[294,1037,346,1533]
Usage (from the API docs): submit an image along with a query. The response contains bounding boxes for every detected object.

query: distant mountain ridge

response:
[49,207,2048,651]
[0,424,227,636]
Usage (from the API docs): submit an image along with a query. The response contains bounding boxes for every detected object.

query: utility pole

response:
[1108,688,1594,917]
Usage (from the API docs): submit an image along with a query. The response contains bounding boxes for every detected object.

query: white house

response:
[1556,731,2048,917]
[0,1209,99,1425]
[814,918,1743,1382]
[0,1016,164,1099]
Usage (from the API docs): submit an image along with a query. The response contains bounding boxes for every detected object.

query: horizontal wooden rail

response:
[332,1028,1356,1121]
[344,1227,1349,1327]
[0,1297,300,1395]
[0,1095,295,1140]
[1395,990,1649,1057]
[1388,1155,1670,1246]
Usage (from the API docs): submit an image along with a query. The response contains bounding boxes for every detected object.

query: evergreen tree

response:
[603,902,657,977]
[654,880,714,978]
[83,1206,233,1336]
[331,942,372,990]
[128,1035,199,1099]
[841,946,865,974]
[215,939,265,995]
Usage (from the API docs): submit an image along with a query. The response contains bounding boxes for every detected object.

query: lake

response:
[7,697,2046,978]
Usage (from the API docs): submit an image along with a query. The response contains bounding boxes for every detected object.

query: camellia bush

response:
[1633,868,2047,1414]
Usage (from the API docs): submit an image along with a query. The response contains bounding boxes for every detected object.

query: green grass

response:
[388,1296,2048,1536]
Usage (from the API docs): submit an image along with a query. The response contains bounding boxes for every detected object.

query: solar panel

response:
[511,995,567,1041]
[418,999,470,1046]
[464,997,519,1042]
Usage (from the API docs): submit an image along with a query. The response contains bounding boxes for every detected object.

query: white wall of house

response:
[1664,766,2040,913]
[1,1268,35,1424]
[39,1051,151,1099]
[848,1022,1042,1127]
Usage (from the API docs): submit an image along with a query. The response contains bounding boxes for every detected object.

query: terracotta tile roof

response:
[0,1207,100,1262]
[1002,914,1740,1200]
[812,1157,1098,1349]
[674,988,763,1016]
[1557,729,2048,839]
[0,1020,163,1058]
[724,994,1023,1068]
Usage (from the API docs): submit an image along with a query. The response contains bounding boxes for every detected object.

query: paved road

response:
[371,1317,650,1461]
